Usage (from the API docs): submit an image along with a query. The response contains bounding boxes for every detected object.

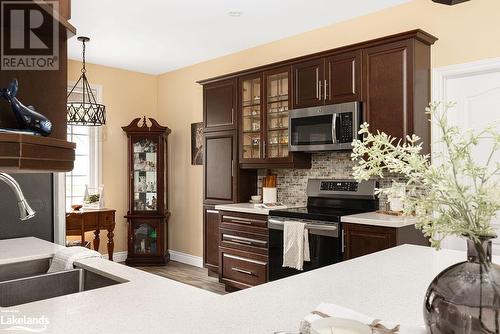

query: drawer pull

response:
[225,216,252,224]
[206,210,219,214]
[224,216,265,225]
[223,234,266,246]
[223,253,267,266]
[231,267,253,276]
[229,238,252,245]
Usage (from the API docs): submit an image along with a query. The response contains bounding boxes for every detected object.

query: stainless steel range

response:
[268,178,378,281]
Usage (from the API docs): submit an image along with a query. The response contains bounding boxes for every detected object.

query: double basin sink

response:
[0,257,126,307]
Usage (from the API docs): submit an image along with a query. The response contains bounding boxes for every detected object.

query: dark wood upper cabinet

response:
[362,38,433,153]
[292,59,324,109]
[203,79,237,132]
[203,131,237,204]
[325,50,362,104]
[363,40,411,140]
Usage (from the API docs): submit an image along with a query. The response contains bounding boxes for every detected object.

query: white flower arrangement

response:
[351,102,500,249]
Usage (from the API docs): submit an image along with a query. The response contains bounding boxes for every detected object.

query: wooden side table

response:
[66,209,116,260]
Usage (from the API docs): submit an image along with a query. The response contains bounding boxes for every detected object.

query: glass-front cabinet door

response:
[265,68,290,159]
[240,75,262,161]
[132,222,158,255]
[132,137,158,213]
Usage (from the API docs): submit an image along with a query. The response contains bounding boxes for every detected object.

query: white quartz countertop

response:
[1,238,492,333]
[214,202,294,215]
[0,237,63,265]
[341,211,417,228]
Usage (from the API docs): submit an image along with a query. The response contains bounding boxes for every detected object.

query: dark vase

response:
[424,236,500,334]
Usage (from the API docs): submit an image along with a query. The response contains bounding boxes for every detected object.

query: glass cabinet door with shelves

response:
[265,69,290,159]
[132,222,159,255]
[132,137,158,213]
[240,76,262,161]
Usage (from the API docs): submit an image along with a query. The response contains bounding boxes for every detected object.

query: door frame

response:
[432,57,500,253]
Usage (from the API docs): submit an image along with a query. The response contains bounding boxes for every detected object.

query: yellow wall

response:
[156,0,500,257]
[68,60,158,254]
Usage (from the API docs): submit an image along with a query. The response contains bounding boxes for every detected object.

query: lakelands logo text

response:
[1,1,59,70]
[0,314,49,333]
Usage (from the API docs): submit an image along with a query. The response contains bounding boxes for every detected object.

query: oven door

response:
[268,217,343,281]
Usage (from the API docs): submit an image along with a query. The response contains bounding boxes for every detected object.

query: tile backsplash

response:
[257,152,397,208]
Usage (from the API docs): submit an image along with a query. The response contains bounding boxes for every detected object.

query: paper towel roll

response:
[263,187,277,204]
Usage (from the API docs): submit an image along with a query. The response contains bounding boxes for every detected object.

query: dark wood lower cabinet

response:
[343,223,428,260]
[203,206,220,273]
[218,211,268,291]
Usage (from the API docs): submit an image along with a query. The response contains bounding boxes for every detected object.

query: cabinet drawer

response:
[220,211,268,233]
[220,248,267,288]
[220,228,268,255]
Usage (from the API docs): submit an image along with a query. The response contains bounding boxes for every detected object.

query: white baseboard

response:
[168,249,203,268]
[103,250,203,268]
[102,251,128,263]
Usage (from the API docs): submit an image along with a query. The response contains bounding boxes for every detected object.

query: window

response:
[65,85,102,211]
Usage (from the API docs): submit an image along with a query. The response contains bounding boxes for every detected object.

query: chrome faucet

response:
[0,173,36,221]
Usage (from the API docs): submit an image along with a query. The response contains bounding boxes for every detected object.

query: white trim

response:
[432,57,500,251]
[102,251,128,263]
[168,250,203,268]
[431,57,500,166]
[52,173,66,245]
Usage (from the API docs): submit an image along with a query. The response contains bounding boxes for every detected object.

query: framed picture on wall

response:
[191,122,203,165]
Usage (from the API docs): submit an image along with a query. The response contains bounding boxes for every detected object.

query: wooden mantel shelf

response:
[0,133,75,172]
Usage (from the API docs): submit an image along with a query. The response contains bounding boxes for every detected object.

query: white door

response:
[433,58,500,255]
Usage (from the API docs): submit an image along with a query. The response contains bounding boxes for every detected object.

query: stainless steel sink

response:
[0,260,126,307]
[0,258,51,282]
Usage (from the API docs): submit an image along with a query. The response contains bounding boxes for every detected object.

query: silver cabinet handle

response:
[229,239,252,245]
[342,231,346,252]
[224,216,265,225]
[263,141,266,158]
[225,216,252,224]
[223,234,266,246]
[318,80,322,100]
[232,267,254,276]
[206,210,219,214]
[324,79,328,100]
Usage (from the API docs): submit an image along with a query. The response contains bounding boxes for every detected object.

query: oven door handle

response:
[268,219,337,232]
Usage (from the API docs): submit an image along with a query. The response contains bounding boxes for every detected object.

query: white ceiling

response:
[68,0,410,75]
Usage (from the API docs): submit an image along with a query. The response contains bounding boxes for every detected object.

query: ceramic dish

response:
[311,318,371,334]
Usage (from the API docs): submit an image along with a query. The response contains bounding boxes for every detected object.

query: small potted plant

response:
[351,102,500,334]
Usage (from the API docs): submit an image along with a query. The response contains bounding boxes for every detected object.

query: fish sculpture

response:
[0,79,52,136]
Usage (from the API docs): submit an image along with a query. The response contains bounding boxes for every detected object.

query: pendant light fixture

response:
[67,36,106,126]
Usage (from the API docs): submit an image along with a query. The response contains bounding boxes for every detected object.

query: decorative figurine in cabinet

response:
[122,117,171,266]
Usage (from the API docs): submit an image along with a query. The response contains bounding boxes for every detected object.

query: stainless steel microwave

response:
[288,102,361,152]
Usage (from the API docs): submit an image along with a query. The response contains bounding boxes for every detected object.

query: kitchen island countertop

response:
[0,237,488,333]
[341,211,417,228]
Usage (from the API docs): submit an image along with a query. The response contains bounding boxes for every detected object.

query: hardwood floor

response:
[133,261,227,295]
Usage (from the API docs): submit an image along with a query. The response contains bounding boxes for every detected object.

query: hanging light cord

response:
[67,38,99,105]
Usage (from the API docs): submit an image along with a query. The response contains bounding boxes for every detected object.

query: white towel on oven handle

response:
[283,220,310,270]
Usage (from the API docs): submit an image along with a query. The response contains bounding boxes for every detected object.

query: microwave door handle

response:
[331,113,337,143]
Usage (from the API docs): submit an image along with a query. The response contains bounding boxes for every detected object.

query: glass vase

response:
[424,236,500,334]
